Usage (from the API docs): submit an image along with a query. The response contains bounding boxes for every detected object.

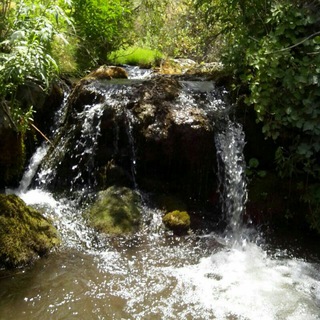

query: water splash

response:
[19,188,97,251]
[123,108,138,189]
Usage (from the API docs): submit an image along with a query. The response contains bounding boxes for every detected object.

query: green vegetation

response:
[72,0,134,70]
[0,0,73,132]
[134,0,218,61]
[0,194,60,268]
[108,47,162,67]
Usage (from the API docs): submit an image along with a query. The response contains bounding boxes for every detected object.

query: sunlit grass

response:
[108,47,163,67]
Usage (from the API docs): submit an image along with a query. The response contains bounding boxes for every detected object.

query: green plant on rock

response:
[107,46,163,67]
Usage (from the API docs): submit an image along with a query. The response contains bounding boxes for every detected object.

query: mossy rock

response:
[162,210,191,235]
[85,186,142,235]
[0,194,60,268]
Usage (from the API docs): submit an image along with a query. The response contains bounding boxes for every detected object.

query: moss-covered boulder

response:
[85,186,142,235]
[162,210,191,235]
[0,194,60,268]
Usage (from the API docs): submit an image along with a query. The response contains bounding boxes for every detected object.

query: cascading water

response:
[1,71,320,320]
[215,119,248,242]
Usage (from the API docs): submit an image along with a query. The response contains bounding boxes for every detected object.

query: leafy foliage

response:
[196,0,320,232]
[0,0,73,132]
[197,0,320,180]
[72,0,134,69]
[134,0,219,61]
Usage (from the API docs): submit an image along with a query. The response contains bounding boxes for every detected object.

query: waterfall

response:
[215,119,248,242]
[123,108,138,189]
[70,102,105,191]
[2,74,320,320]
[16,143,49,194]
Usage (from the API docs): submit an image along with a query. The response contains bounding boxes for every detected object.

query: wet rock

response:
[159,58,197,75]
[162,210,191,235]
[38,71,224,205]
[0,194,60,268]
[0,106,25,189]
[84,186,142,235]
[86,65,128,80]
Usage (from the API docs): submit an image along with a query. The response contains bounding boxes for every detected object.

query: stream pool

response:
[0,190,320,320]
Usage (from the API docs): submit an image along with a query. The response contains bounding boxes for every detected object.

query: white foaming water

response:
[71,103,105,189]
[18,188,96,251]
[168,241,320,319]
[126,65,154,79]
[14,144,49,193]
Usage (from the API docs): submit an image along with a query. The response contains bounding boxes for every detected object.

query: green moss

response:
[0,194,60,268]
[108,47,163,68]
[85,186,142,235]
[162,210,191,235]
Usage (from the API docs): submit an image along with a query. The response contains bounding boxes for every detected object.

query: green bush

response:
[0,0,73,131]
[197,0,320,180]
[72,0,134,69]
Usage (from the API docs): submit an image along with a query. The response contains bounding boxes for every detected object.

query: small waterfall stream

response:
[215,119,248,243]
[1,71,320,320]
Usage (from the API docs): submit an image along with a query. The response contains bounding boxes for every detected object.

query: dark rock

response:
[37,71,225,206]
[0,106,25,189]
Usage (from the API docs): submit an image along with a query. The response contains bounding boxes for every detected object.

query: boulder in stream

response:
[0,194,60,268]
[84,186,142,235]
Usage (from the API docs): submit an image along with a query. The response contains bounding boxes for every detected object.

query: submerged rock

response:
[0,194,60,268]
[84,186,142,235]
[162,210,191,235]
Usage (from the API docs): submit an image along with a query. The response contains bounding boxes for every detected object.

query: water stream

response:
[1,72,320,320]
